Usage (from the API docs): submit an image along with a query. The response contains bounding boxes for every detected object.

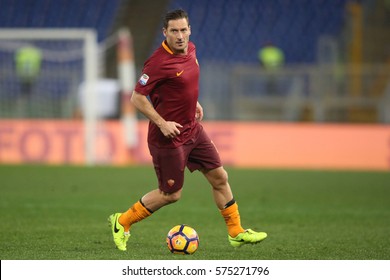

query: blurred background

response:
[0,0,389,167]
[1,0,390,122]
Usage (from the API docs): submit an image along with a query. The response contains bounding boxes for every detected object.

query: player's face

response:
[163,18,191,55]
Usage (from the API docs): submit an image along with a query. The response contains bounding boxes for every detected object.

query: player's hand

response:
[195,102,203,121]
[160,121,183,138]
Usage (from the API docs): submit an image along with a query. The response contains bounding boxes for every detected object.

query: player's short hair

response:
[163,9,189,29]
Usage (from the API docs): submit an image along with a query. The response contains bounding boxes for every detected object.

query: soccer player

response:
[109,9,267,251]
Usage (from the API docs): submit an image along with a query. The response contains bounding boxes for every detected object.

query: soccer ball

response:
[166,224,199,254]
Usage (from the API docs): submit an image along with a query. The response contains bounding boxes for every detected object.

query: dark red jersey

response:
[134,40,200,148]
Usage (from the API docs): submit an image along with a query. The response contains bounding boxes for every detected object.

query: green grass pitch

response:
[0,164,389,260]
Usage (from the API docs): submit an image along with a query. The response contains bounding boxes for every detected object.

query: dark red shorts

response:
[148,125,222,193]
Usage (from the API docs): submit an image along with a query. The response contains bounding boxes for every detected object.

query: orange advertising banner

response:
[0,120,138,165]
[201,122,390,170]
[0,120,389,171]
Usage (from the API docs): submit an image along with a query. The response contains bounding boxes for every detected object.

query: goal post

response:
[0,28,98,165]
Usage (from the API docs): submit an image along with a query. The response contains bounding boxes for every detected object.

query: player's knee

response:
[219,168,229,185]
[211,167,229,188]
[161,189,182,204]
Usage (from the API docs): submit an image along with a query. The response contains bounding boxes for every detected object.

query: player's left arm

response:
[195,101,203,121]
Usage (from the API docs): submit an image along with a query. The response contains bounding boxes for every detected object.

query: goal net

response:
[0,29,98,164]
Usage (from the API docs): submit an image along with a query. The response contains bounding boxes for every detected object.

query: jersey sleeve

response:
[134,57,166,96]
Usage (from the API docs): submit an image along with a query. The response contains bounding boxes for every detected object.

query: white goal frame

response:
[0,28,98,165]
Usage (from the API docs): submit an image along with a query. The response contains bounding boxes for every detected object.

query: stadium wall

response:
[0,120,389,171]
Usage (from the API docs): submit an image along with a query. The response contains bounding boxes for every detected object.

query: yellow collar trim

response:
[162,41,174,55]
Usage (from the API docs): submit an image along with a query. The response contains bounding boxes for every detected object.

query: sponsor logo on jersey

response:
[139,74,149,85]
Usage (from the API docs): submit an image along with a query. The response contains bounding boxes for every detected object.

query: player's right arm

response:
[131,91,182,138]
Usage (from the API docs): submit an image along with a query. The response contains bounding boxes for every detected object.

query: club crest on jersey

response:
[139,74,149,86]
